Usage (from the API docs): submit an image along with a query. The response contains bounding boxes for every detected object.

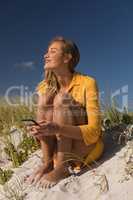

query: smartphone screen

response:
[21,119,40,126]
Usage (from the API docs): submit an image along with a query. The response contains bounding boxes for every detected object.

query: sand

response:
[0,136,133,200]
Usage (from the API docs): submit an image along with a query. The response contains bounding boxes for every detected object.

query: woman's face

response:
[44,42,71,71]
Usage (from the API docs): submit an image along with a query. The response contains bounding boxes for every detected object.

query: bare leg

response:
[26,91,57,184]
[38,92,92,188]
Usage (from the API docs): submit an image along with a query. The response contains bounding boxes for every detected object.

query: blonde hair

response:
[45,36,80,93]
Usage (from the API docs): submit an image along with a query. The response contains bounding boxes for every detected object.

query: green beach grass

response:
[0,96,133,185]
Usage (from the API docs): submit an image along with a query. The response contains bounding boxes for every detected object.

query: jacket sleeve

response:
[78,78,102,145]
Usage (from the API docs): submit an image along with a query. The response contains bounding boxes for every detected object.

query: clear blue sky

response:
[0,0,133,110]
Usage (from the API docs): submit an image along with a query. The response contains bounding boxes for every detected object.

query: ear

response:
[64,54,72,64]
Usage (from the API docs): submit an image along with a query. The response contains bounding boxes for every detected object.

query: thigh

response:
[40,90,56,121]
[53,92,73,124]
[53,92,95,159]
[37,91,56,143]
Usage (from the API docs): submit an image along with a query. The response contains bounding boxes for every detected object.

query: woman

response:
[26,36,104,188]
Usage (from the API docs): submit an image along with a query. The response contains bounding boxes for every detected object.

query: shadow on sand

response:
[77,131,125,176]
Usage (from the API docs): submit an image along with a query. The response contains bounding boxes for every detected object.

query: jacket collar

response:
[67,71,80,92]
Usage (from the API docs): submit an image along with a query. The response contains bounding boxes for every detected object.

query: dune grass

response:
[0,97,36,136]
[0,96,133,186]
[0,97,39,185]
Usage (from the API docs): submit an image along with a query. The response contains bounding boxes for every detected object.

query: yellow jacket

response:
[37,71,104,165]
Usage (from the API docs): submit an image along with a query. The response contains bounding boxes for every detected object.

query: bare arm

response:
[34,78,101,145]
[59,78,101,144]
[34,93,83,140]
[60,125,83,140]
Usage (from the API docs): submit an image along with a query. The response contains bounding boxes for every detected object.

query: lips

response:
[45,59,51,63]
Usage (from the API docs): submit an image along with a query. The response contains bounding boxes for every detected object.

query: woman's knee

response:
[53,92,87,125]
[39,92,54,121]
[53,92,73,107]
[53,93,73,122]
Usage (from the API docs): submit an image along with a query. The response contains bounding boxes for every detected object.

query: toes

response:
[24,169,44,185]
[25,174,35,184]
[38,176,47,188]
[45,180,54,189]
[25,172,39,185]
[49,182,56,188]
[42,180,56,189]
[38,177,56,189]
[32,173,42,185]
[24,174,30,182]
[24,174,34,184]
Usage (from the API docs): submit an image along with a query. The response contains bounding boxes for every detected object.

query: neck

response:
[53,69,74,89]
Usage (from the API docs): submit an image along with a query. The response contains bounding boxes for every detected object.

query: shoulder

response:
[75,72,99,94]
[76,72,97,86]
[36,80,48,95]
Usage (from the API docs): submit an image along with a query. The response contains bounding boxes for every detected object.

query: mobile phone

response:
[21,119,40,126]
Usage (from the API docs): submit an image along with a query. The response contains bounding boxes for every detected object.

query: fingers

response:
[27,125,47,137]
[26,125,39,137]
[26,122,58,137]
[37,120,47,124]
[25,120,48,131]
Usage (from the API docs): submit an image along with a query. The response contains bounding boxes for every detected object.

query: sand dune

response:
[0,137,133,200]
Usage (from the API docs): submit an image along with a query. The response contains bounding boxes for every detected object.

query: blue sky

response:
[0,0,133,110]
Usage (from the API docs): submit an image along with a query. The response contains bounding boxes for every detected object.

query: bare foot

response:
[38,164,70,189]
[25,162,53,185]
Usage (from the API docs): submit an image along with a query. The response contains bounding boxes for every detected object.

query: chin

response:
[44,64,58,70]
[45,64,53,69]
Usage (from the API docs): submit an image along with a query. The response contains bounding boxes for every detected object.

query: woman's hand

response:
[26,121,61,139]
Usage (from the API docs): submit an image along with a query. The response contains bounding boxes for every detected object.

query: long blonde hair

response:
[45,36,80,93]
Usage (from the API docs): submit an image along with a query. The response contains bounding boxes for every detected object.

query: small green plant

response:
[0,97,36,137]
[4,141,24,168]
[18,128,40,152]
[0,97,39,162]
[0,168,13,185]
[4,133,40,168]
[104,101,121,127]
[121,107,132,125]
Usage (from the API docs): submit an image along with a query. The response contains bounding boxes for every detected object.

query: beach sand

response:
[0,135,133,200]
